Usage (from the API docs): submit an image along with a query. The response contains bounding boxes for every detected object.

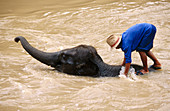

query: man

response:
[106,23,161,77]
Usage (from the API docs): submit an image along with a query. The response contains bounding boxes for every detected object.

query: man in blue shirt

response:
[107,23,161,76]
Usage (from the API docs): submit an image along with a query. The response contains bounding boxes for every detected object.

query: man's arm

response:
[124,63,131,76]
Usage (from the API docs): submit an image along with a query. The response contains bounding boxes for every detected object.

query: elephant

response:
[14,36,154,77]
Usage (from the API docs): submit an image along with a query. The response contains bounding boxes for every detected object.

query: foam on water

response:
[119,66,139,81]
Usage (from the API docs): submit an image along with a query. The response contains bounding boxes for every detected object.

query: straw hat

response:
[106,34,121,48]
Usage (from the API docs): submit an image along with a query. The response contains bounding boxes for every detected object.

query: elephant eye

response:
[61,54,74,64]
[62,54,66,59]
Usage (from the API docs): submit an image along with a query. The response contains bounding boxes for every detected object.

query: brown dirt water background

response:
[0,0,170,111]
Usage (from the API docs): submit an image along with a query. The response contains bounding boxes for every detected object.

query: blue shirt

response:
[121,23,156,63]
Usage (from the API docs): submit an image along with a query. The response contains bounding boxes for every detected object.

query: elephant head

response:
[15,36,101,76]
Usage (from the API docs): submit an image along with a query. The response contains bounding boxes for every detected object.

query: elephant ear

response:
[87,46,103,64]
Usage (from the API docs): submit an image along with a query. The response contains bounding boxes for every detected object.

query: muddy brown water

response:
[0,0,170,111]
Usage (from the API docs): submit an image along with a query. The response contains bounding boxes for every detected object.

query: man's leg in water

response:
[138,51,149,73]
[146,51,161,67]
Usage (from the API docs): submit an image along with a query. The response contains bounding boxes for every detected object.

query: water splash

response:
[119,66,138,81]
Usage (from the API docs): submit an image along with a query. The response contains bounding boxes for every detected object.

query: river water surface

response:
[0,0,170,111]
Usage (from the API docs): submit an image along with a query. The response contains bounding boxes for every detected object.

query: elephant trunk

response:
[14,36,58,67]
